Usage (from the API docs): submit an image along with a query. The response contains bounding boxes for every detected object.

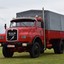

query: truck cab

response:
[0,17,44,58]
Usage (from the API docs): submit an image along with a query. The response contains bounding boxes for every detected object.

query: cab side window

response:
[37,22,41,27]
[36,21,43,28]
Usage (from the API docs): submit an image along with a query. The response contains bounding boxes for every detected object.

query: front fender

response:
[0,34,6,43]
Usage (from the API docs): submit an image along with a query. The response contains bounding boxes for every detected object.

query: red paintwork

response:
[0,34,6,42]
[45,30,64,48]
[0,17,64,52]
[45,30,64,40]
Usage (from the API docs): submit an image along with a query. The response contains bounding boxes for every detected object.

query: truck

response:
[0,9,64,58]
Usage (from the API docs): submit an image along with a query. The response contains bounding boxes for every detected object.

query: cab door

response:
[36,21,44,42]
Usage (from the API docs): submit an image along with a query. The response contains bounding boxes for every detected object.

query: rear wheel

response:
[53,40,64,54]
[2,47,14,58]
[29,42,40,58]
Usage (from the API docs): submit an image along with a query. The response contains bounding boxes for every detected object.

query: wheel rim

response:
[33,44,40,57]
[34,45,39,55]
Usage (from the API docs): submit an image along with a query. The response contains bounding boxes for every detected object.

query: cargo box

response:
[16,10,64,31]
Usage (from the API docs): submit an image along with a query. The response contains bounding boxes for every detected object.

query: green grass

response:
[0,48,64,64]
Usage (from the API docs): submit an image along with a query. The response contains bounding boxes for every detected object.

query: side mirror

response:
[4,24,7,29]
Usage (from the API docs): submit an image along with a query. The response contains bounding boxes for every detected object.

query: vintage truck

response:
[0,9,64,58]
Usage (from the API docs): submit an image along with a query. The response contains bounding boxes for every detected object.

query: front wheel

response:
[29,42,40,58]
[2,47,14,58]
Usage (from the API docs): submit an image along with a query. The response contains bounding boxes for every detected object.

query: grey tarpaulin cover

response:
[16,10,64,31]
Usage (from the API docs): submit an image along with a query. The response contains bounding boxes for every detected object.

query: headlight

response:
[0,36,4,39]
[21,36,26,39]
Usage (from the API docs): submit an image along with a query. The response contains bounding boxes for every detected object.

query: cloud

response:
[0,27,5,33]
[0,0,43,8]
[0,6,7,9]
[43,0,64,14]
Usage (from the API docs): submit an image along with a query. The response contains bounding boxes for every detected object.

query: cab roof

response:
[11,17,42,22]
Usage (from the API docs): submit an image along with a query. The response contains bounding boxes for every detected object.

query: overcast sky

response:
[0,0,64,33]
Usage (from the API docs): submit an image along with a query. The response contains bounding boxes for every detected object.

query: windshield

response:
[10,19,35,27]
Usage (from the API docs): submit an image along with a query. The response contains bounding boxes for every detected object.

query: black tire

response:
[40,45,44,54]
[2,47,14,58]
[40,50,44,54]
[29,42,40,58]
[53,40,64,54]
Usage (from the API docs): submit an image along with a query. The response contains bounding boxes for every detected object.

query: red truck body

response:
[0,9,64,58]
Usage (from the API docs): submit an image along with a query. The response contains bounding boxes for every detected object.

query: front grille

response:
[7,29,17,41]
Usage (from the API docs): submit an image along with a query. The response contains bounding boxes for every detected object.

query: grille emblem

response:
[7,29,17,41]
[10,36,14,40]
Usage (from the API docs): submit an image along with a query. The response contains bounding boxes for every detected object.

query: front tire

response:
[29,42,40,58]
[40,45,44,54]
[2,47,14,58]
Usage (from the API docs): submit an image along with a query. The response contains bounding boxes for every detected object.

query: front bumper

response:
[0,42,31,48]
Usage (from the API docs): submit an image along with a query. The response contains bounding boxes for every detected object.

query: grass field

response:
[0,47,64,64]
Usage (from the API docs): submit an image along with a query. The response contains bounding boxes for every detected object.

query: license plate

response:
[7,45,15,48]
